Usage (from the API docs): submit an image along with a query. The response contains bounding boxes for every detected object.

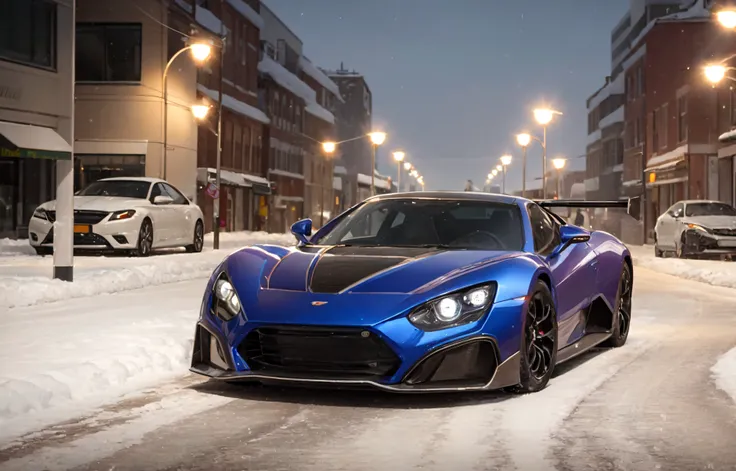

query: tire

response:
[602,263,632,348]
[186,220,204,253]
[34,246,52,256]
[134,218,153,257]
[675,234,689,259]
[513,280,558,394]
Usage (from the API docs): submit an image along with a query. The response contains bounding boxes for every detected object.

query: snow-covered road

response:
[2,267,736,470]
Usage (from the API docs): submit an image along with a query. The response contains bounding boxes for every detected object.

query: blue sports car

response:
[191,192,640,393]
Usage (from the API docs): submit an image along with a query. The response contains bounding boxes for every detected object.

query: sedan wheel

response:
[134,219,153,257]
[513,280,558,394]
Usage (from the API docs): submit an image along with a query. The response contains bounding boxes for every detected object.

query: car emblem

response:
[311,301,328,306]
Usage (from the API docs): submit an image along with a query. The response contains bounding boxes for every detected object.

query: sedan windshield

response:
[77,180,151,199]
[315,199,524,251]
[685,202,736,217]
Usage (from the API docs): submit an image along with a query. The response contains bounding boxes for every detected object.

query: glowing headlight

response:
[109,210,136,221]
[213,277,241,321]
[686,223,710,233]
[408,284,496,332]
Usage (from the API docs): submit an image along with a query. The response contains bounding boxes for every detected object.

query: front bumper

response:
[190,298,525,393]
[28,213,143,251]
[683,229,736,255]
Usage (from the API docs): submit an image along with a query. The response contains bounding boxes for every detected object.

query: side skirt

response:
[556,332,612,365]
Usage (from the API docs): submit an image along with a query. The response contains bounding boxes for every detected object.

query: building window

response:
[240,24,247,66]
[0,0,56,69]
[635,117,642,145]
[678,95,688,142]
[652,109,658,150]
[636,66,644,97]
[76,23,142,82]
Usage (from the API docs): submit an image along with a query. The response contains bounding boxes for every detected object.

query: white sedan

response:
[29,177,205,257]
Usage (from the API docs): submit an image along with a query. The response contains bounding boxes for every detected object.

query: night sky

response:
[265,0,629,192]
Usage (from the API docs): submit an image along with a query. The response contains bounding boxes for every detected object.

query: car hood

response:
[683,215,736,230]
[39,196,148,212]
[225,245,525,326]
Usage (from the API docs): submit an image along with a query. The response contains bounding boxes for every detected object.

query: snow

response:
[269,168,305,180]
[623,179,642,187]
[663,0,711,21]
[173,0,192,13]
[0,231,295,310]
[712,347,736,406]
[197,166,270,186]
[299,56,343,102]
[627,244,736,290]
[645,144,687,169]
[719,129,736,142]
[622,44,647,72]
[357,173,391,190]
[587,128,602,145]
[195,5,223,35]
[334,165,347,175]
[588,74,624,111]
[225,0,264,30]
[599,105,624,128]
[259,55,317,103]
[569,182,586,199]
[305,101,336,124]
[197,84,270,124]
[333,176,343,191]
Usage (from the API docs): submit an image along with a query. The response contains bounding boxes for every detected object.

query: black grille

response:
[46,210,110,225]
[713,228,736,237]
[239,326,400,380]
[41,228,112,247]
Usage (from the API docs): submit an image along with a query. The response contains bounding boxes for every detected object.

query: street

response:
[1,266,735,471]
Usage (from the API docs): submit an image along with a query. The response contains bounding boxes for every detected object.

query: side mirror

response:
[549,225,591,258]
[153,195,174,205]
[291,218,313,245]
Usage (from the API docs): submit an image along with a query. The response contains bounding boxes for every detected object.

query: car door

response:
[161,182,195,244]
[656,202,683,249]
[528,203,597,347]
[148,183,175,244]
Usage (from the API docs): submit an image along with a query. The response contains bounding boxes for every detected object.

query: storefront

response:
[0,121,72,238]
[196,167,271,233]
[645,157,688,238]
[718,141,736,207]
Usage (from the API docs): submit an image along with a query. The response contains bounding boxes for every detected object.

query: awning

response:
[0,121,72,160]
[196,167,272,195]
[645,157,685,172]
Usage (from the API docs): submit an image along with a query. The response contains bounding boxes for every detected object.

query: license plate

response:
[73,224,90,233]
[718,239,736,248]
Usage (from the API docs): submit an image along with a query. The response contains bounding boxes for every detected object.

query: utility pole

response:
[213,4,225,250]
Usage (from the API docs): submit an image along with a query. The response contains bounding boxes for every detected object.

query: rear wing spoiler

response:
[537,196,641,221]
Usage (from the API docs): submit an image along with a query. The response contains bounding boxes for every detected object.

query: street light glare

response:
[533,108,560,126]
[717,10,736,29]
[705,64,727,84]
[190,43,213,62]
[191,104,210,120]
[496,164,503,171]
[322,141,337,154]
[516,133,532,147]
[393,151,405,162]
[404,162,412,170]
[552,158,567,170]
[369,131,387,145]
[491,169,498,176]
[487,173,493,180]
[500,154,513,166]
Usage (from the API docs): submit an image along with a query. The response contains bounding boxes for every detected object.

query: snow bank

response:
[0,238,35,257]
[627,244,736,290]
[712,347,736,405]
[0,231,295,310]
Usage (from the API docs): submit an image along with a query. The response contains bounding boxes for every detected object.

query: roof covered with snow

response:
[357,173,391,190]
[195,5,224,34]
[197,85,270,124]
[305,102,335,124]
[299,57,344,102]
[645,144,688,170]
[259,55,316,103]
[225,0,264,30]
[588,73,624,111]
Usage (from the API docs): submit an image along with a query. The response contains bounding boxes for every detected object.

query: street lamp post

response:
[515,133,533,198]
[162,41,212,180]
[368,132,387,195]
[533,108,562,199]
[500,154,512,194]
[321,141,337,227]
[393,151,405,192]
[552,158,567,198]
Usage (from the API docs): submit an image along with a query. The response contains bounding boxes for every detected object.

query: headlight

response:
[408,284,496,332]
[687,223,711,234]
[212,274,242,321]
[32,208,48,220]
[109,210,136,221]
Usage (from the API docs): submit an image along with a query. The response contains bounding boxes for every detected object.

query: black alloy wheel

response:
[135,219,153,257]
[187,220,204,253]
[514,280,558,394]
[604,264,632,348]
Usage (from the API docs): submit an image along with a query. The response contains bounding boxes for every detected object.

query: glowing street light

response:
[190,43,213,62]
[496,164,503,172]
[322,141,337,154]
[369,132,387,145]
[705,64,727,84]
[552,158,567,170]
[717,9,736,29]
[404,161,412,171]
[393,151,405,192]
[516,133,532,147]
[500,154,513,166]
[487,173,494,180]
[191,104,210,120]
[491,169,498,177]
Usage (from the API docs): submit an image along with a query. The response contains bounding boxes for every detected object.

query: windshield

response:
[77,180,151,199]
[685,202,736,217]
[314,199,524,251]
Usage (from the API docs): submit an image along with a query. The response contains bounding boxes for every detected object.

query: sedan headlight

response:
[686,223,711,234]
[408,284,496,332]
[32,208,48,220]
[211,274,242,321]
[109,210,136,221]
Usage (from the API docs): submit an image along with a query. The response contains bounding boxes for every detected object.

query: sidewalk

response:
[0,231,295,310]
